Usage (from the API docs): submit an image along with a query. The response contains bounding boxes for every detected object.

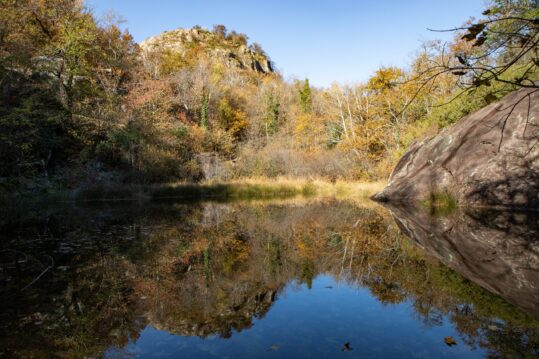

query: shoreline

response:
[0,179,387,205]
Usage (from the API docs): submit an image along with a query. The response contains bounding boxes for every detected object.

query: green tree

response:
[265,92,280,137]
[299,79,312,113]
[200,92,209,128]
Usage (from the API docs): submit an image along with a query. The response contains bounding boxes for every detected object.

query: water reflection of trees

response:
[0,200,538,357]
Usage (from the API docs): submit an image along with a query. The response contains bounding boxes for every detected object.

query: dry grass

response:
[35,177,387,203]
[201,177,386,200]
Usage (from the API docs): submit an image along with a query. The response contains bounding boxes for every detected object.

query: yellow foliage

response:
[293,113,326,151]
[160,49,189,75]
[210,62,226,83]
[218,98,248,140]
[367,67,405,92]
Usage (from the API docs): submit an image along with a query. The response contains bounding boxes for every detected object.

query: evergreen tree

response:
[299,79,312,113]
[265,92,280,137]
[200,92,209,128]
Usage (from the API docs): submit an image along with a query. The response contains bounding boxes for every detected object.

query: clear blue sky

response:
[87,0,485,87]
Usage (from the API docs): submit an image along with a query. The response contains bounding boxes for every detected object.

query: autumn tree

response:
[218,97,248,141]
[411,0,538,105]
[0,0,139,178]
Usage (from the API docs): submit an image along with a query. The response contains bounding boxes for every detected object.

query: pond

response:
[0,198,538,358]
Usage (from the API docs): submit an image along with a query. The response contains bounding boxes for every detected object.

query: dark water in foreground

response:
[0,199,538,358]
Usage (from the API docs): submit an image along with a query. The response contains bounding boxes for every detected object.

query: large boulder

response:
[372,88,539,208]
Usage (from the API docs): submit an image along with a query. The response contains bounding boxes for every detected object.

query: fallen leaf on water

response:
[444,336,457,346]
[342,342,353,351]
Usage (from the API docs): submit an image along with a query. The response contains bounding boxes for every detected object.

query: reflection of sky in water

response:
[109,274,484,358]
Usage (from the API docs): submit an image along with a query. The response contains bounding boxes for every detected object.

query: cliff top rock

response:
[139,27,274,74]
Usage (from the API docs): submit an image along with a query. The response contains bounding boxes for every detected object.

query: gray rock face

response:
[373,88,539,208]
[139,28,274,75]
[384,203,539,317]
[196,152,230,181]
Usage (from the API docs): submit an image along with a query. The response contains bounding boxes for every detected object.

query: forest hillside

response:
[0,0,537,195]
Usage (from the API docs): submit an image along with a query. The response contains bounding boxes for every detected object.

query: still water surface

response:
[1,198,538,358]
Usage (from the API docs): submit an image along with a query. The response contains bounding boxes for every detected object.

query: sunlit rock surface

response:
[139,27,274,74]
[373,88,539,208]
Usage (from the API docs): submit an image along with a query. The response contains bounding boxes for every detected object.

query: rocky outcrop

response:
[196,152,231,181]
[146,289,278,338]
[384,203,539,316]
[139,27,274,74]
[373,88,539,208]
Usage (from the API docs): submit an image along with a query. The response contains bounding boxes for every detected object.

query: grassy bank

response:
[71,178,386,202]
[0,179,385,226]
[0,178,387,205]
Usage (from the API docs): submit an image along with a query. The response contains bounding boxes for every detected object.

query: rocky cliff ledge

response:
[372,88,539,209]
[140,27,274,74]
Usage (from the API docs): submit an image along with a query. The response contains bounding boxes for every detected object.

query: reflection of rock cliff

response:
[147,289,278,338]
[373,88,539,208]
[386,203,539,316]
